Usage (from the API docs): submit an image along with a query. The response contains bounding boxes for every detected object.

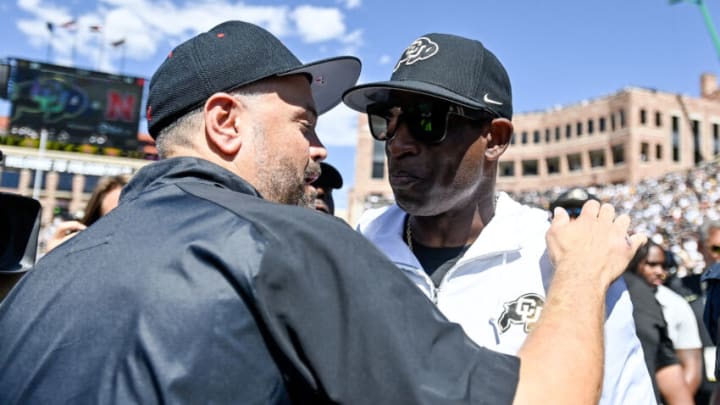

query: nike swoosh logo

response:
[483,93,503,106]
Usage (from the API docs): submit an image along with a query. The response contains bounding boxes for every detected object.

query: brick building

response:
[0,135,156,225]
[347,74,720,225]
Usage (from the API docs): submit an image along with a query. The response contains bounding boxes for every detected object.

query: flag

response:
[111,38,126,47]
[89,25,102,33]
[46,22,54,33]
[60,19,77,29]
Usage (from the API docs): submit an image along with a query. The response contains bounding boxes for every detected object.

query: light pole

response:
[671,0,720,61]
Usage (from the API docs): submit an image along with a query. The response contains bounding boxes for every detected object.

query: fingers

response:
[53,221,86,237]
[612,213,631,231]
[579,199,600,219]
[596,201,616,222]
[552,207,569,226]
[628,233,648,253]
[546,199,647,288]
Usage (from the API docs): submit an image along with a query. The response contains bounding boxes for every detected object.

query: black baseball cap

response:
[343,33,512,119]
[313,162,343,189]
[147,20,361,138]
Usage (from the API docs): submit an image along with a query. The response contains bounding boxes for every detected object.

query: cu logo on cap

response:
[393,37,439,72]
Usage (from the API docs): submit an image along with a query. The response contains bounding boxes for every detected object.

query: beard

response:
[251,124,321,206]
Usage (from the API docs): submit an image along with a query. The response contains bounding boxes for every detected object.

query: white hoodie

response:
[357,192,656,405]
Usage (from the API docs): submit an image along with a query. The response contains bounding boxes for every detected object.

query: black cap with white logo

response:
[147,20,361,138]
[343,33,512,119]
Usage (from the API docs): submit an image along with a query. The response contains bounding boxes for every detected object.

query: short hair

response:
[81,175,130,226]
[154,106,202,159]
[154,87,263,159]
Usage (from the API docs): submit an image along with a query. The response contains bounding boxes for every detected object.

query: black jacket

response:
[0,157,519,404]
[623,272,678,402]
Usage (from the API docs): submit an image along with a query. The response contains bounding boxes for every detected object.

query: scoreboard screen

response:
[6,58,145,155]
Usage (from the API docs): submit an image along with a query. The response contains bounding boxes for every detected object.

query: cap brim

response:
[343,80,493,115]
[282,56,361,115]
[315,162,343,189]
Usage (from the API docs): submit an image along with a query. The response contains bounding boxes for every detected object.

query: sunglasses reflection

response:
[366,102,494,144]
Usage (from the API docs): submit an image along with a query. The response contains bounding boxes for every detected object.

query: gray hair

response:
[154,87,263,159]
[699,220,720,243]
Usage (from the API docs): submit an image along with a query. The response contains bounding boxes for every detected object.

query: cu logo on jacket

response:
[393,37,439,72]
[498,293,545,333]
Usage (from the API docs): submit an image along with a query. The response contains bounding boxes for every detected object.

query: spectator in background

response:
[657,250,704,398]
[702,222,720,404]
[666,240,716,405]
[510,159,720,277]
[310,162,343,215]
[44,175,129,252]
[703,262,720,404]
[625,240,696,404]
[700,220,720,269]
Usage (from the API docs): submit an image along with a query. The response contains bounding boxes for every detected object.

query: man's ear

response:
[204,92,245,157]
[484,118,513,161]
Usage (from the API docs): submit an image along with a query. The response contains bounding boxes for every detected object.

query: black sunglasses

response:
[710,245,720,255]
[366,101,494,144]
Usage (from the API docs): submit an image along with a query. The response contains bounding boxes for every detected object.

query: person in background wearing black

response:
[0,20,646,405]
[310,162,343,216]
[625,241,695,404]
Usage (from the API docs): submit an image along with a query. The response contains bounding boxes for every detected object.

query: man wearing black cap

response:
[0,22,645,404]
[345,34,655,404]
[310,162,343,215]
[549,187,600,219]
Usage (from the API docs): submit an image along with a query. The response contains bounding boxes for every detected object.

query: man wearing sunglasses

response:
[700,221,720,269]
[700,221,720,403]
[344,33,655,404]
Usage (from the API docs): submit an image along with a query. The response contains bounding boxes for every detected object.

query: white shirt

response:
[655,284,702,350]
[357,192,656,405]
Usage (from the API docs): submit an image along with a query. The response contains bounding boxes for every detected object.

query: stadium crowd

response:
[511,158,720,276]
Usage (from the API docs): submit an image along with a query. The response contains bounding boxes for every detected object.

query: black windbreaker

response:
[0,157,519,404]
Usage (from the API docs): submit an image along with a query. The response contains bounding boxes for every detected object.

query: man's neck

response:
[407,193,497,248]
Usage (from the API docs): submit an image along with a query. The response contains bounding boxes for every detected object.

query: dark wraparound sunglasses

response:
[366,101,494,144]
[710,245,720,255]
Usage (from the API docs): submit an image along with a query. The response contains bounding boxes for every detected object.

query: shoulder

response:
[356,204,402,235]
[496,193,550,228]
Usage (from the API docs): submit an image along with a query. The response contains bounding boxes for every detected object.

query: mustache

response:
[305,161,322,181]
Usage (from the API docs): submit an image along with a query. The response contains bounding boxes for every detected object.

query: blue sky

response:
[0,0,717,209]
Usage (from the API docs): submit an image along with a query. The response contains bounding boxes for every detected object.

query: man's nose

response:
[386,121,420,158]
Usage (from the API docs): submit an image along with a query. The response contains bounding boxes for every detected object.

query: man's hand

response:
[546,200,646,288]
[514,201,647,405]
